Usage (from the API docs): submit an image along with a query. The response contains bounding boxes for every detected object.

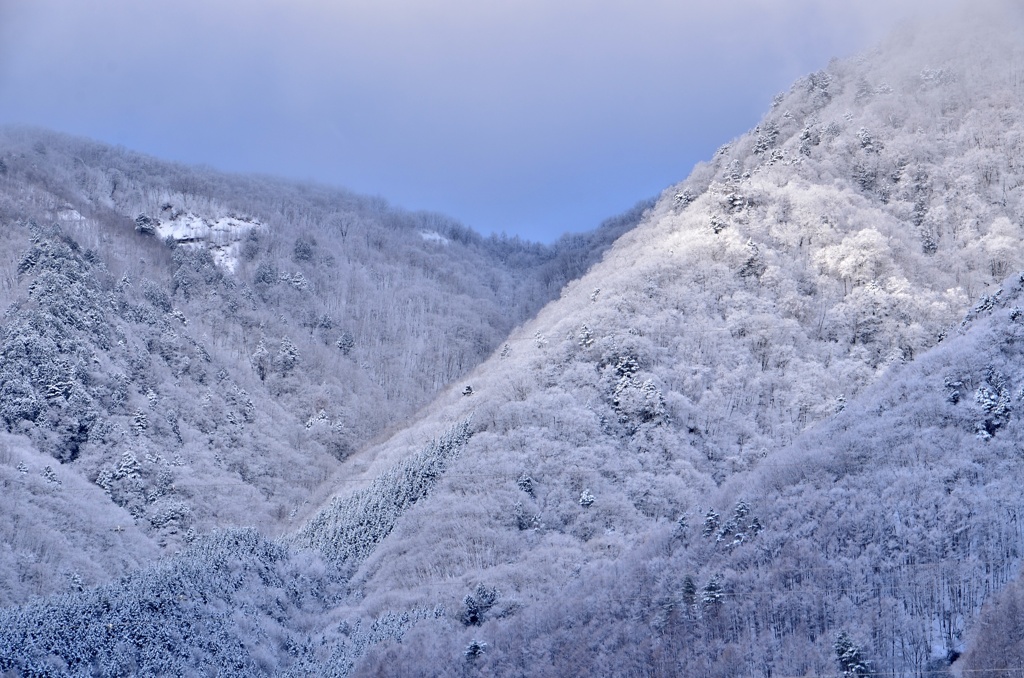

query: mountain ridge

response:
[297,5,1024,673]
[4,3,1024,675]
[0,125,649,607]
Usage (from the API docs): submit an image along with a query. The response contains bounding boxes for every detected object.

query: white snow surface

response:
[155,212,261,272]
[56,208,85,222]
[418,230,449,245]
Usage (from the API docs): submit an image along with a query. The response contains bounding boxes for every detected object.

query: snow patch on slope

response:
[56,208,86,222]
[418,230,449,245]
[141,209,262,272]
[42,203,87,223]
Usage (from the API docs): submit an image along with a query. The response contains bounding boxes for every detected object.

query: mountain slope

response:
[291,4,1024,674]
[424,269,1024,676]
[4,3,1024,676]
[0,128,647,605]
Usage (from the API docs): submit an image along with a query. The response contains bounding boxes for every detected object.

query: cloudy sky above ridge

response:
[0,0,961,241]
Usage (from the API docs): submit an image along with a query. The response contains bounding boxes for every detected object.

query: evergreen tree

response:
[834,631,871,677]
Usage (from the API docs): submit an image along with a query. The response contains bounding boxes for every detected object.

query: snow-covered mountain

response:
[0,128,647,607]
[3,2,1024,676]
[295,4,1024,674]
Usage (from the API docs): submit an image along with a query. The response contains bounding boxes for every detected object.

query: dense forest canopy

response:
[3,3,1024,676]
[0,125,649,606]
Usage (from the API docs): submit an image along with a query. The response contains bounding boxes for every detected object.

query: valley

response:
[2,4,1024,675]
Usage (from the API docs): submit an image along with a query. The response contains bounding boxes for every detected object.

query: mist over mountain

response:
[3,3,1024,676]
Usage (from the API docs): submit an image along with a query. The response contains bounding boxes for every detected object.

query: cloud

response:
[0,0,971,239]
[0,0,968,123]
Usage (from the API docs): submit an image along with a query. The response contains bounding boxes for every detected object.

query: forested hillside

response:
[299,3,1024,674]
[3,2,1024,676]
[0,128,647,605]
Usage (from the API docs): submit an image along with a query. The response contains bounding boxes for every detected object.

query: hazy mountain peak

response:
[293,8,1024,672]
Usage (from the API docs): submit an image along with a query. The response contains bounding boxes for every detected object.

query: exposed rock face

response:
[136,207,263,272]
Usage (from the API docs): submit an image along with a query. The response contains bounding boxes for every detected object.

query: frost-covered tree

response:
[834,631,871,677]
[460,583,499,626]
[275,336,301,376]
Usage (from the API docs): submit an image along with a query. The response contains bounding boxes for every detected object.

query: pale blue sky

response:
[0,0,957,241]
